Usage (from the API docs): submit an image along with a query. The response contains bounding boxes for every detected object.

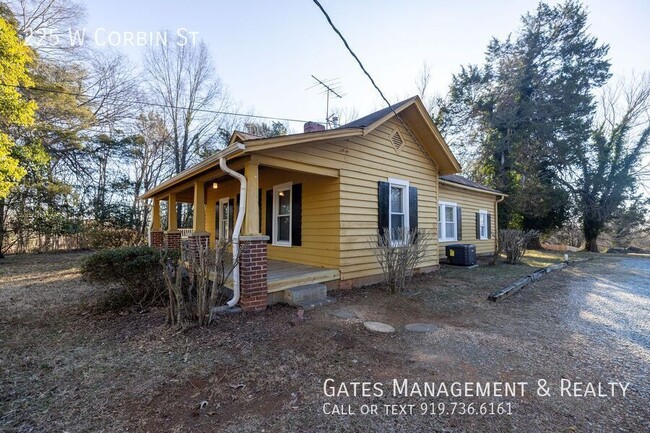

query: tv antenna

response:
[308,75,344,128]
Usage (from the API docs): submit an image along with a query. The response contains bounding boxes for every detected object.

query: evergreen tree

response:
[439,0,610,233]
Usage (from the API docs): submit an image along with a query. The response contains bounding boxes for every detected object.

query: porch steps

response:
[284,283,335,310]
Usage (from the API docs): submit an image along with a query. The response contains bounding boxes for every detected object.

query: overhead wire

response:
[0,82,317,125]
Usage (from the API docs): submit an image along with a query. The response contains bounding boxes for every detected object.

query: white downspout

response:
[219,156,246,307]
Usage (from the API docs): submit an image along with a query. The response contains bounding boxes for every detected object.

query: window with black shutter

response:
[438,202,458,242]
[378,179,416,246]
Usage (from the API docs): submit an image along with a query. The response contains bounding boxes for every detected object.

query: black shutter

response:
[258,188,262,234]
[408,186,418,231]
[236,193,240,206]
[475,213,481,239]
[228,198,234,239]
[456,206,462,240]
[378,181,390,237]
[265,189,273,243]
[291,184,302,246]
[487,214,492,239]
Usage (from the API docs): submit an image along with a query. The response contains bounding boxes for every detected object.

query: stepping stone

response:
[331,309,357,319]
[405,323,437,333]
[363,321,395,333]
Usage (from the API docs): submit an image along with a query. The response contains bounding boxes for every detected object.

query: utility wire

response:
[0,82,317,125]
[310,0,435,165]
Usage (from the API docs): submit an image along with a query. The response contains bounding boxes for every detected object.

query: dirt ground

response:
[1,251,648,432]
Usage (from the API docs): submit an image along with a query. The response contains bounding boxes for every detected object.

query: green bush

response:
[81,246,178,311]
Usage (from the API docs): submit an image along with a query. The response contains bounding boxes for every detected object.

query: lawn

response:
[1,250,647,432]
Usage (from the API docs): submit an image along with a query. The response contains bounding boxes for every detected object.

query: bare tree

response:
[557,73,650,251]
[130,112,170,233]
[144,36,230,176]
[8,0,88,61]
[80,50,142,129]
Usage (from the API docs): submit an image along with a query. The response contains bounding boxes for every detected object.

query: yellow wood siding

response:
[205,168,340,269]
[206,178,241,247]
[259,167,340,269]
[438,182,498,256]
[259,118,439,282]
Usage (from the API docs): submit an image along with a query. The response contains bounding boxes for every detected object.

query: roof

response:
[228,130,262,144]
[141,96,462,199]
[440,174,504,195]
[338,97,416,129]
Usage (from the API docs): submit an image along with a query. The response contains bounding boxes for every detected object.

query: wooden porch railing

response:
[179,228,194,239]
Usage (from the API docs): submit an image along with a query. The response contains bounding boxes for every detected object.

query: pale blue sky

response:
[81,0,650,126]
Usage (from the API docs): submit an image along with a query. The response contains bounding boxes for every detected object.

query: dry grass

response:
[1,250,647,432]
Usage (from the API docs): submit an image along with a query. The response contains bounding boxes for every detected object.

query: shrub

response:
[372,228,433,294]
[163,241,238,328]
[80,223,145,250]
[81,246,178,310]
[498,229,539,264]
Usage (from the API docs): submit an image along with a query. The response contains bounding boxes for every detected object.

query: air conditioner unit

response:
[445,244,477,266]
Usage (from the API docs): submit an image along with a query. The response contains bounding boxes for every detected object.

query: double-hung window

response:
[273,182,292,246]
[438,202,457,241]
[218,197,230,241]
[388,178,409,246]
[479,210,488,240]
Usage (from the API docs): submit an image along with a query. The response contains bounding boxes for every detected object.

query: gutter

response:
[218,144,247,308]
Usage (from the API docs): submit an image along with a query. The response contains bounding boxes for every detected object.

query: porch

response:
[145,151,341,311]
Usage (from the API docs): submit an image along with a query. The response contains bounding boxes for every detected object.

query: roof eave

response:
[139,142,245,200]
[439,179,507,197]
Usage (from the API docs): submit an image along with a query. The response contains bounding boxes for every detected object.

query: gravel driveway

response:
[302,256,650,432]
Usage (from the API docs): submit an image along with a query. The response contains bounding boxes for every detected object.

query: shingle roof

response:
[232,130,263,141]
[440,174,502,194]
[338,97,417,129]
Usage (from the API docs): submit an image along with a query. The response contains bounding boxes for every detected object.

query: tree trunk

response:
[583,216,601,252]
[0,198,5,259]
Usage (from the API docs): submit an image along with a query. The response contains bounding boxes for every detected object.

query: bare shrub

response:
[372,228,433,293]
[162,241,238,329]
[497,229,539,264]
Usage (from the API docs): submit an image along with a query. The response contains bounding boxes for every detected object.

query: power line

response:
[311,0,403,124]
[0,82,318,125]
[311,0,435,164]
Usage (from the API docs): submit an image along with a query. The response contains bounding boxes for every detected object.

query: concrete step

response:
[295,297,336,311]
[284,283,328,304]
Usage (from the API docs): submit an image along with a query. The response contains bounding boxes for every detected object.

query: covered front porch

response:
[145,150,341,311]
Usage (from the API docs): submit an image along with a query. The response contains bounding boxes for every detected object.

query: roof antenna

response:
[308,75,344,128]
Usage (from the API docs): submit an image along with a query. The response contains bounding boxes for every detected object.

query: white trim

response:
[272,181,292,246]
[388,178,410,246]
[479,209,488,240]
[218,197,230,241]
[478,209,489,241]
[438,201,458,242]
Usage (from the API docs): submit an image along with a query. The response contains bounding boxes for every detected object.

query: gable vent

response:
[390,130,404,151]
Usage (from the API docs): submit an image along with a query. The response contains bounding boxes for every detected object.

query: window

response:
[388,178,409,245]
[218,197,230,241]
[273,182,292,246]
[479,210,488,240]
[438,202,457,241]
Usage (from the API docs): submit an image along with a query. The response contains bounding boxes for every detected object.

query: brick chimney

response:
[304,121,326,133]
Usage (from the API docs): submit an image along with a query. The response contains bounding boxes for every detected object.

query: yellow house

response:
[140,96,505,311]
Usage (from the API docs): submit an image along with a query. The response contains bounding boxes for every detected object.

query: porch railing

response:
[179,228,194,239]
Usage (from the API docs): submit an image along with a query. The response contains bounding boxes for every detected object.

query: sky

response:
[80,0,650,128]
